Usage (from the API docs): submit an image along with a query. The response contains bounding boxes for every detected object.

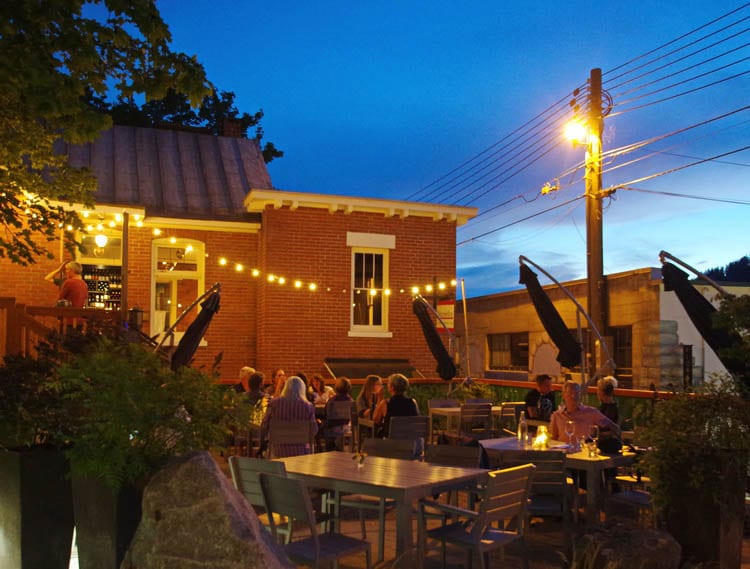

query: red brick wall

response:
[0,207,459,383]
[255,206,457,379]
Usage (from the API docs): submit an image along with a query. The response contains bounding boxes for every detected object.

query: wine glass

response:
[589,425,600,456]
[564,420,575,448]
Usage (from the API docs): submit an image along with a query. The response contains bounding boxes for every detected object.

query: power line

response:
[618,185,750,205]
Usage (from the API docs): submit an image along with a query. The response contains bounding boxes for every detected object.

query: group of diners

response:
[233,367,419,457]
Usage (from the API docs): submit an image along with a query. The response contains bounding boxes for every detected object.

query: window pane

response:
[351,250,386,328]
[487,332,528,370]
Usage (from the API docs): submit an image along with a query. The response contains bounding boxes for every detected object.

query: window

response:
[487,332,529,370]
[610,325,633,376]
[350,248,389,335]
[150,238,205,337]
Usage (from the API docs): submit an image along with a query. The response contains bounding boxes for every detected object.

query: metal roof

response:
[65,125,272,222]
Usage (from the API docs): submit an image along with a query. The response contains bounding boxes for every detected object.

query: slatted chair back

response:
[458,403,493,439]
[259,472,372,568]
[472,463,535,541]
[325,400,355,423]
[499,449,572,546]
[324,399,356,451]
[424,444,482,468]
[361,437,416,460]
[388,415,430,441]
[498,401,525,436]
[465,398,493,404]
[267,419,316,458]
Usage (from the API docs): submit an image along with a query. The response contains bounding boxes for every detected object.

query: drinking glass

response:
[589,425,600,456]
[564,420,575,448]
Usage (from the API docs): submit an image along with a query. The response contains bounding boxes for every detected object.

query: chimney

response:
[221,118,243,138]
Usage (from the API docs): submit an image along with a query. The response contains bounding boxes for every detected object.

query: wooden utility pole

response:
[585,68,607,375]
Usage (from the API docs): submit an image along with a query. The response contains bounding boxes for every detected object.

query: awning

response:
[519,263,581,368]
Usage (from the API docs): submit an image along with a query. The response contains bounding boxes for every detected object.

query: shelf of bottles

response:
[82,264,122,311]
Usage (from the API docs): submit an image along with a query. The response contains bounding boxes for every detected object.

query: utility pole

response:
[585,68,607,375]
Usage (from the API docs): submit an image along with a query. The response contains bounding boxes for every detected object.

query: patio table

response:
[430,405,504,434]
[480,437,636,521]
[276,450,488,558]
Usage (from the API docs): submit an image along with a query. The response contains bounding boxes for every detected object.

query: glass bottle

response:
[517,410,528,446]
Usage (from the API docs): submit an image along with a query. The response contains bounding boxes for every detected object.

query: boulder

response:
[121,451,292,569]
[573,519,680,569]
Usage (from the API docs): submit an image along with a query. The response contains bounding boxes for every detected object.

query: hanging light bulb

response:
[94,234,108,247]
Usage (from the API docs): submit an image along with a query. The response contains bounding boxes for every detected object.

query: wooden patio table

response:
[429,405,503,433]
[275,450,488,558]
[480,437,636,521]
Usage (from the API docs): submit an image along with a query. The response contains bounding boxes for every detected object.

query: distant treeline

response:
[704,256,750,282]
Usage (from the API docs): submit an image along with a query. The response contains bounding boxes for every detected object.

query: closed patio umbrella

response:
[170,290,221,370]
[412,297,456,381]
[519,263,581,368]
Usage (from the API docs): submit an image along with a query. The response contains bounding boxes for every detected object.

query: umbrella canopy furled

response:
[170,291,221,371]
[519,263,581,369]
[412,297,456,381]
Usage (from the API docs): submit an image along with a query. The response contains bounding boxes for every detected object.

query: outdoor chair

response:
[323,400,356,452]
[333,437,416,562]
[498,402,526,436]
[418,463,535,569]
[267,419,316,458]
[456,403,494,440]
[465,398,493,404]
[499,449,575,549]
[228,456,294,542]
[259,472,372,569]
[427,398,459,443]
[388,415,430,458]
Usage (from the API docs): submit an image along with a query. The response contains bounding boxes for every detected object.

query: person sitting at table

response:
[596,375,619,424]
[524,373,556,421]
[323,376,354,451]
[260,375,318,457]
[356,374,384,419]
[234,366,255,393]
[309,373,335,404]
[243,371,268,408]
[372,373,419,437]
[549,380,620,442]
[266,368,287,397]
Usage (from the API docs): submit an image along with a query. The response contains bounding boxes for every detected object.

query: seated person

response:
[309,373,335,404]
[549,380,620,442]
[356,374,384,419]
[372,373,419,437]
[323,376,354,451]
[596,375,619,424]
[260,376,318,458]
[525,373,556,421]
[234,366,255,393]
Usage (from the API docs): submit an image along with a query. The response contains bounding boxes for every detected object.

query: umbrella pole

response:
[460,278,471,380]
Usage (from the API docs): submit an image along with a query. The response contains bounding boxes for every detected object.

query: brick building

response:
[0,125,476,380]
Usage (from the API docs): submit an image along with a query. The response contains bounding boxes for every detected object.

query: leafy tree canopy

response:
[90,88,284,164]
[0,0,211,265]
[704,256,750,282]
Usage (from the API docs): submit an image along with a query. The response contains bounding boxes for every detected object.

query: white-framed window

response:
[347,232,394,338]
[150,238,205,339]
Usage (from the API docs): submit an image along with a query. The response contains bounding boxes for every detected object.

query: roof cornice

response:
[244,189,477,226]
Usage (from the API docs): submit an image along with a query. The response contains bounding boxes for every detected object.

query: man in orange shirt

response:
[46,261,88,308]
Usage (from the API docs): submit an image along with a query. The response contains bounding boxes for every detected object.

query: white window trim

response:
[349,245,391,337]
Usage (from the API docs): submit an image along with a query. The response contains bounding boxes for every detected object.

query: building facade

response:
[0,125,476,380]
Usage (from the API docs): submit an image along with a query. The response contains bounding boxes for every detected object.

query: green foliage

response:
[0,0,210,264]
[0,352,70,450]
[714,294,750,393]
[59,337,235,490]
[641,375,750,512]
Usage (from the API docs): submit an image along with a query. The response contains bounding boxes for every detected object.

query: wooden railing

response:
[0,297,121,358]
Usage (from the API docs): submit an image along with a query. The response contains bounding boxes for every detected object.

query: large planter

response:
[72,476,143,569]
[0,448,74,569]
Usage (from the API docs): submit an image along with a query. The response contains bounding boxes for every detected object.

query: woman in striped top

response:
[260,375,318,457]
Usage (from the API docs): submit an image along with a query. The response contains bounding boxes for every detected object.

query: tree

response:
[714,294,750,394]
[704,256,750,282]
[0,0,211,265]
[100,89,284,164]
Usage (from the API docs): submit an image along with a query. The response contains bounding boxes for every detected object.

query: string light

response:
[218,257,227,266]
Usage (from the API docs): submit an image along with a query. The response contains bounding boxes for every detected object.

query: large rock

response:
[573,519,680,569]
[121,451,293,569]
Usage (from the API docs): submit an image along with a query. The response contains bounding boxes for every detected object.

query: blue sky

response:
[158,1,749,298]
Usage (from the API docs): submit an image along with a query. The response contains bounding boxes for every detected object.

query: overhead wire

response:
[618,186,750,205]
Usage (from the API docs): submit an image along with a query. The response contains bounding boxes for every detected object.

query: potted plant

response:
[58,335,239,569]
[0,349,75,569]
